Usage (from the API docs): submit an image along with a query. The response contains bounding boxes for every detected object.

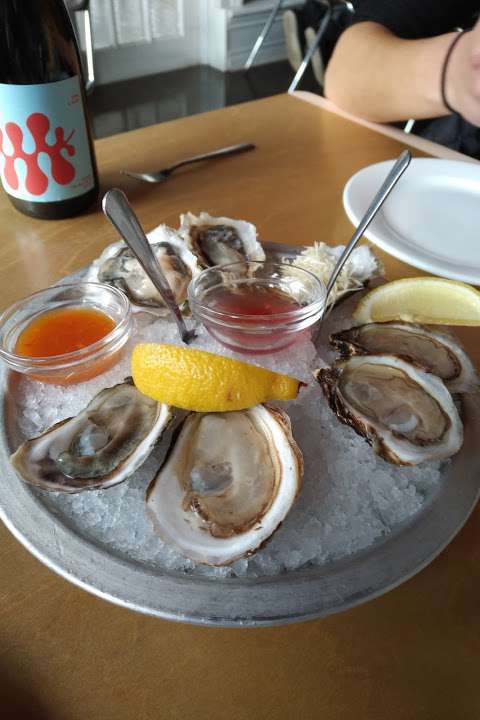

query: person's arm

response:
[324,20,480,126]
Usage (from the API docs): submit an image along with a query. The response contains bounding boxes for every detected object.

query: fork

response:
[121,142,256,183]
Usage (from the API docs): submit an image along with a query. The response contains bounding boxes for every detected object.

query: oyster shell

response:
[87,224,199,313]
[286,242,383,308]
[11,379,172,492]
[330,321,477,393]
[178,211,265,268]
[146,404,303,566]
[316,355,463,465]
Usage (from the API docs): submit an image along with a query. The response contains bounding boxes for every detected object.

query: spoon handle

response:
[325,149,412,303]
[102,189,194,344]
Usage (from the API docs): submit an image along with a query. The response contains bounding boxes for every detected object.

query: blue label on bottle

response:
[0,76,95,202]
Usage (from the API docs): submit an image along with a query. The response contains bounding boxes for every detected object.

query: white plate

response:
[343,158,480,285]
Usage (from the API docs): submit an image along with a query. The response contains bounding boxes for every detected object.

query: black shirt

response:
[350,0,480,157]
[351,0,479,38]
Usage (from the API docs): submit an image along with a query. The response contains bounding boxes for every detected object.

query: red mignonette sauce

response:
[210,284,301,317]
[205,284,303,352]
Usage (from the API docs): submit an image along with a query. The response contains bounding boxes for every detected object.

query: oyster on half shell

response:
[178,211,265,268]
[11,379,172,492]
[87,224,199,313]
[286,242,382,309]
[330,322,477,393]
[146,404,303,566]
[316,355,463,465]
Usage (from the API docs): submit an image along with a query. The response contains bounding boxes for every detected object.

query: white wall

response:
[78,0,203,84]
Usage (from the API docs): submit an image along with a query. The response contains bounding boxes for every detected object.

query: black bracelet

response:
[440,30,466,114]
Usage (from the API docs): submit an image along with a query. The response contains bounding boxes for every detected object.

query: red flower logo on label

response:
[0,112,76,196]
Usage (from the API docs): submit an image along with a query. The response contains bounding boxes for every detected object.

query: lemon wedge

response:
[353,277,480,326]
[131,344,300,412]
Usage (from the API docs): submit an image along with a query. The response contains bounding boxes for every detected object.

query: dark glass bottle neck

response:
[0,0,81,85]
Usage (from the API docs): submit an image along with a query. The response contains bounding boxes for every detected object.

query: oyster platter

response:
[0,210,479,626]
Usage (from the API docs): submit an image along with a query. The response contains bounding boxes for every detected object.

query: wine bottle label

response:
[0,76,95,203]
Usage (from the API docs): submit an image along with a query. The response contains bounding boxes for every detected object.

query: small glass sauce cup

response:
[0,282,133,385]
[188,261,326,354]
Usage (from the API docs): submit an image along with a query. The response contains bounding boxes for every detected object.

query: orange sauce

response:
[16,306,115,357]
[15,306,120,385]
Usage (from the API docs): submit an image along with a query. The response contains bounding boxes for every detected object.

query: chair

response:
[245,0,414,131]
[67,0,95,93]
[287,0,354,92]
[244,0,285,70]
[244,0,353,92]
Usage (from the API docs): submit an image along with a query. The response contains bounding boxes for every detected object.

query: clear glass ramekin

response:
[188,261,326,353]
[0,282,133,385]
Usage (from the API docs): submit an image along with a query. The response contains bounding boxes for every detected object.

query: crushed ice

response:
[14,313,443,579]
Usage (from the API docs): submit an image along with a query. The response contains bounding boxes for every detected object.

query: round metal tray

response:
[0,245,479,626]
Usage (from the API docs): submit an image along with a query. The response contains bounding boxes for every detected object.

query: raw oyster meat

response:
[316,355,463,465]
[87,224,199,313]
[178,211,265,268]
[146,404,303,565]
[330,321,477,393]
[11,379,172,492]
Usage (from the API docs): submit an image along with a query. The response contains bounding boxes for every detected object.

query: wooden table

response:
[0,93,479,720]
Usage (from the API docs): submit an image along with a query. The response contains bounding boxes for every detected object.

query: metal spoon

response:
[323,149,412,313]
[102,188,196,344]
[121,142,256,183]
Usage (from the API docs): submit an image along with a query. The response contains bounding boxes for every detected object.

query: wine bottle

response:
[0,0,99,220]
